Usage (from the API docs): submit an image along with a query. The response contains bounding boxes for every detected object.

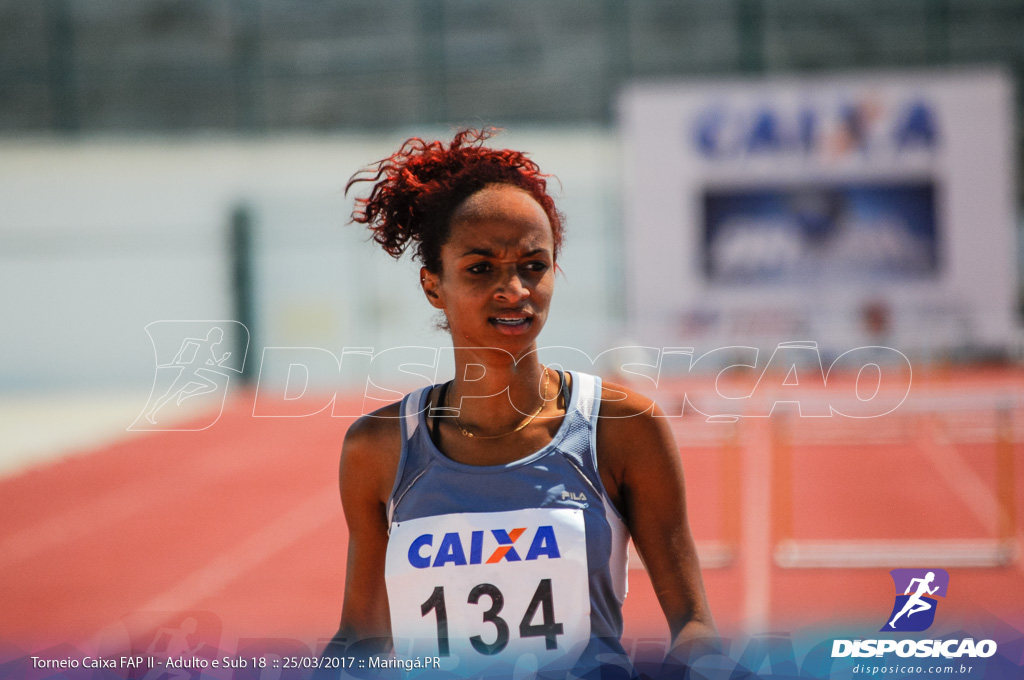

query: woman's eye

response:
[467,262,491,274]
[523,261,549,272]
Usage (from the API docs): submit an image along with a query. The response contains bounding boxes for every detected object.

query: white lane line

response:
[0,391,210,477]
[84,489,341,645]
[0,442,257,569]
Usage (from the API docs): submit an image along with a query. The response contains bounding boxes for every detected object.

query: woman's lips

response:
[489,315,533,335]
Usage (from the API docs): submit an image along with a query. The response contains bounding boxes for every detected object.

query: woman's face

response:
[422,184,556,356]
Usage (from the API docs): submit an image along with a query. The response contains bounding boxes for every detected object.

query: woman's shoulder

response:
[596,378,659,419]
[594,379,674,453]
[343,400,405,455]
[338,398,411,506]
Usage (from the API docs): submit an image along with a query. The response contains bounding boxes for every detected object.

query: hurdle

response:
[696,417,742,569]
[772,391,1021,569]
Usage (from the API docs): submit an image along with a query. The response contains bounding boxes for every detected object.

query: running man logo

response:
[408,526,561,568]
[881,568,949,632]
[119,610,221,680]
[130,321,248,431]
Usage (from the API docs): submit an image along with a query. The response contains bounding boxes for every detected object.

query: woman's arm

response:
[327,407,402,657]
[596,383,718,653]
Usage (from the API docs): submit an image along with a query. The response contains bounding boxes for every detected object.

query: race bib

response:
[385,508,590,668]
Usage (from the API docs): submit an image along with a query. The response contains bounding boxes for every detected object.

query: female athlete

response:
[329,129,715,677]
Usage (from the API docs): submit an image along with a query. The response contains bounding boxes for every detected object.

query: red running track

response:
[1,369,1022,657]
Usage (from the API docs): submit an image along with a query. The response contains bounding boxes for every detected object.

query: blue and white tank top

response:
[384,371,631,677]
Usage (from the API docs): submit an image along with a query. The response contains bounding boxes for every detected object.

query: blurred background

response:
[1,0,1023,670]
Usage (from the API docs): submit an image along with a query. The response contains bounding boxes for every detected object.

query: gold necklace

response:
[449,366,550,439]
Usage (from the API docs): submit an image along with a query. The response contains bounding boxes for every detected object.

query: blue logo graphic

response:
[881,568,949,632]
[693,98,939,160]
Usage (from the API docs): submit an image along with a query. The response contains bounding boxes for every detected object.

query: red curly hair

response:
[346,128,564,273]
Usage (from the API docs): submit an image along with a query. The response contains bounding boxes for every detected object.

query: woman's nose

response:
[494,269,529,302]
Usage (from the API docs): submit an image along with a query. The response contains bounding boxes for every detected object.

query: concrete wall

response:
[0,129,623,391]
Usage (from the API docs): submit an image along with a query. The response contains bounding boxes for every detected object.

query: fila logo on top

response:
[408,526,561,569]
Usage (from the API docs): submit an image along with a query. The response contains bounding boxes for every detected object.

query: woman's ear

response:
[420,266,444,310]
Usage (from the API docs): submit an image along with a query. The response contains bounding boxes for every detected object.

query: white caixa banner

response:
[619,69,1017,359]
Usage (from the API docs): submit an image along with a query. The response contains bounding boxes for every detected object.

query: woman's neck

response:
[445,346,549,428]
